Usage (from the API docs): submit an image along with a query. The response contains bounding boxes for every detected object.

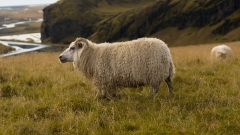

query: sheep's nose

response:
[59,56,62,59]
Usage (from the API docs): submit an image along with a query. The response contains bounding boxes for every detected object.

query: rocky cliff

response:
[41,0,240,46]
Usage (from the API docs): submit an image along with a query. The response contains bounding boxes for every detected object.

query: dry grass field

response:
[0,42,240,134]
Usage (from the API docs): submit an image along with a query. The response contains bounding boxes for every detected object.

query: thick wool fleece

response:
[73,37,175,98]
[211,45,232,61]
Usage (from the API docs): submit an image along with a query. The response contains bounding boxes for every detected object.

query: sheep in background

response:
[59,37,175,99]
[211,45,233,61]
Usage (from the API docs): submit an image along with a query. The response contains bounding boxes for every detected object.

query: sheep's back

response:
[211,45,232,60]
[94,38,172,87]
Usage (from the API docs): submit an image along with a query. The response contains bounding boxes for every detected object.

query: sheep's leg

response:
[96,86,117,100]
[106,88,118,100]
[150,84,161,97]
[165,76,173,95]
[96,89,107,99]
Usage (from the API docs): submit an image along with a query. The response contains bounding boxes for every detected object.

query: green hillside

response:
[41,0,240,46]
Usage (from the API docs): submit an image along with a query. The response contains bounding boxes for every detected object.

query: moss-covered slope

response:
[41,0,240,46]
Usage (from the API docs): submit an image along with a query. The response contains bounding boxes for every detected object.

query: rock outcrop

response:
[41,0,240,46]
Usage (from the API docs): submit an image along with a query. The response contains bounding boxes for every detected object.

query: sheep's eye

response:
[70,47,75,51]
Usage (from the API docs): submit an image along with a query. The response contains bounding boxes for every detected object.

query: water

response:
[0,41,49,57]
[0,18,50,57]
[0,18,43,30]
[0,33,41,43]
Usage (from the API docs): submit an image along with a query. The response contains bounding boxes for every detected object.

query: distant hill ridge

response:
[41,0,240,46]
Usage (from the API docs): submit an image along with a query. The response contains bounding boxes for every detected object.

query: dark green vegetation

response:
[41,0,240,46]
[0,42,240,134]
[0,43,15,54]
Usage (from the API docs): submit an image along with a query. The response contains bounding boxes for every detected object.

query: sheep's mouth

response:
[59,58,67,63]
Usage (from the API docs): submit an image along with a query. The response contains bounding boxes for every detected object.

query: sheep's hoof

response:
[106,95,119,101]
[149,92,157,98]
[95,94,107,99]
[95,94,117,101]
[168,92,174,98]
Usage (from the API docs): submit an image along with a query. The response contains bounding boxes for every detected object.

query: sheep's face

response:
[217,52,226,59]
[59,42,76,63]
[59,41,83,63]
[59,38,87,63]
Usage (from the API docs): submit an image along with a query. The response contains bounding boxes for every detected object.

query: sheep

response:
[59,37,175,99]
[211,45,232,61]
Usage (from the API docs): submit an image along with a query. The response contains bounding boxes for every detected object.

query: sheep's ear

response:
[75,38,88,48]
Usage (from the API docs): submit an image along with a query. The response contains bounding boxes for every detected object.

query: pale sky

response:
[0,0,59,7]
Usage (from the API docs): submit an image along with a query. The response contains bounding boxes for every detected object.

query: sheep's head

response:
[217,51,227,59]
[59,38,88,63]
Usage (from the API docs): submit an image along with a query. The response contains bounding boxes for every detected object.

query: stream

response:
[0,40,49,57]
[0,18,50,57]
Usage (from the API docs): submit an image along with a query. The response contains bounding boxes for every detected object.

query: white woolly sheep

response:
[59,37,175,99]
[211,45,232,61]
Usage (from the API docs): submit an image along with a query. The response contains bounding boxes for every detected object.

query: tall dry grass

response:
[0,42,240,134]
